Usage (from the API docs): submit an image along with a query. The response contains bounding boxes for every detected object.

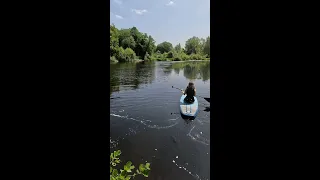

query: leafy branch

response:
[110,150,151,180]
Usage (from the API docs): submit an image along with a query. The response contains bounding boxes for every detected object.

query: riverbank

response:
[110,57,145,64]
[110,59,210,64]
[157,58,210,61]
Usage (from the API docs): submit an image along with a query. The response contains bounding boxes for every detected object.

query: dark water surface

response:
[110,61,210,180]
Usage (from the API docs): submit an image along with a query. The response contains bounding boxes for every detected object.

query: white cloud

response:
[166,1,175,6]
[115,14,123,19]
[132,9,148,15]
[113,0,122,5]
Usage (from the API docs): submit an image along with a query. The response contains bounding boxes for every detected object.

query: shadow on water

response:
[110,61,156,96]
[204,107,210,112]
[180,114,196,121]
[163,61,210,82]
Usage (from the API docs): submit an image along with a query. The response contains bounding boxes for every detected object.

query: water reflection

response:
[163,61,210,82]
[110,62,156,96]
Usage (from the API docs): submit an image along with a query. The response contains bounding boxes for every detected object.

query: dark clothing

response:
[184,86,195,103]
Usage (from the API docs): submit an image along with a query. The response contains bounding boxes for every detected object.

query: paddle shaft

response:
[172,86,184,93]
[172,86,208,99]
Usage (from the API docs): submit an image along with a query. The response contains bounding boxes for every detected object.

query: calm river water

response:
[110,61,210,180]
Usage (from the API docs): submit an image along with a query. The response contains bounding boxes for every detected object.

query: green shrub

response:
[149,55,156,61]
[110,56,118,62]
[181,52,190,61]
[172,52,182,61]
[167,51,174,58]
[173,56,182,61]
[155,53,167,61]
[110,150,151,180]
[115,47,136,62]
[124,48,136,61]
[190,53,205,60]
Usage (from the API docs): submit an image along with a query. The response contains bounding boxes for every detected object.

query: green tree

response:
[119,29,136,50]
[121,36,136,50]
[185,36,201,55]
[203,36,210,57]
[130,27,144,57]
[156,41,173,53]
[110,24,209,62]
[200,38,206,55]
[130,27,142,43]
[110,24,120,57]
[142,35,156,60]
[174,43,182,53]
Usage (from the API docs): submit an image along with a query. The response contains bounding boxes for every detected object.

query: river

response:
[110,61,210,180]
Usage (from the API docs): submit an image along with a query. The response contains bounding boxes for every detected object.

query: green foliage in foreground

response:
[110,150,151,180]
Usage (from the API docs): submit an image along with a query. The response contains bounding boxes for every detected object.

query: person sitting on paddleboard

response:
[184,82,196,103]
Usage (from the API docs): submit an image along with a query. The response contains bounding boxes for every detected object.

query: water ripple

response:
[171,157,209,180]
[187,126,210,146]
[110,113,179,129]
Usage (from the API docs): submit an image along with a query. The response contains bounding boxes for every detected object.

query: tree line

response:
[110,24,210,62]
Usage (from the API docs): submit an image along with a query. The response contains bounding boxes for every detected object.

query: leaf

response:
[138,164,145,172]
[145,163,150,170]
[142,169,150,177]
[124,161,133,172]
[112,169,119,177]
[125,176,131,180]
[112,162,117,166]
[110,167,113,173]
[120,170,126,178]
[125,161,132,167]
[114,150,121,157]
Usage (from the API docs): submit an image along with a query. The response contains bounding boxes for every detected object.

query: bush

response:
[173,56,182,61]
[110,150,151,179]
[149,55,157,61]
[162,52,168,59]
[155,53,167,61]
[181,52,190,61]
[124,48,136,61]
[110,56,118,62]
[115,47,136,62]
[167,51,174,58]
[190,53,205,60]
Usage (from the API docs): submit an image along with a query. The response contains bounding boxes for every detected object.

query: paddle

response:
[172,86,210,102]
[172,86,184,93]
[203,98,210,103]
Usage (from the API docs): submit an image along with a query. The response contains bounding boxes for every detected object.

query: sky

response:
[110,0,210,47]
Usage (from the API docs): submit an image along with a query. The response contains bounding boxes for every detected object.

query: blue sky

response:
[110,0,210,47]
